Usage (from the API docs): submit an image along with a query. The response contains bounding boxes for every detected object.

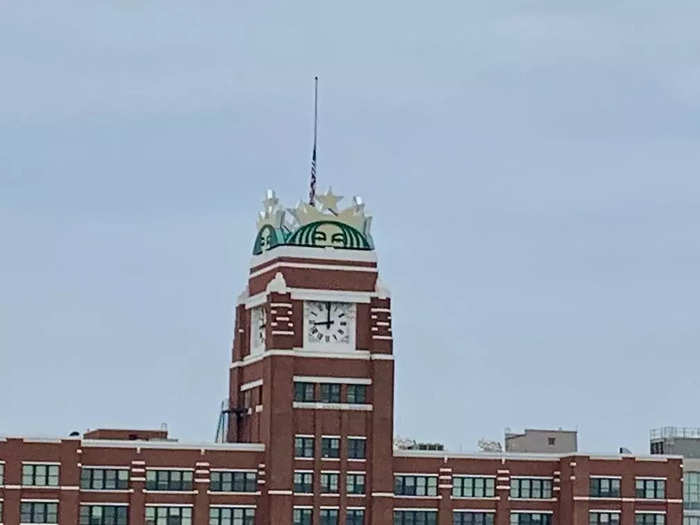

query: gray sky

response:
[2,1,699,454]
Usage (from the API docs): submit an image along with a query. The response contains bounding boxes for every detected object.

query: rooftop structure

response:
[505,428,578,454]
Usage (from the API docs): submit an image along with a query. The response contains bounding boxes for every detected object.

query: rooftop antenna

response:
[309,76,319,206]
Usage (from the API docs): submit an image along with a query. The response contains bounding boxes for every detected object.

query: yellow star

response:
[316,187,344,213]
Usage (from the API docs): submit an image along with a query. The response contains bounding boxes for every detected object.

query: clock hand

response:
[326,302,331,327]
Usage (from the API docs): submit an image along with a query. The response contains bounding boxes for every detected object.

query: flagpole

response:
[309,76,319,206]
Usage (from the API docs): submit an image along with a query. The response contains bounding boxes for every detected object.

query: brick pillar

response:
[59,438,81,524]
[495,467,510,525]
[369,358,394,525]
[438,465,453,525]
[571,456,589,525]
[3,487,20,525]
[129,459,146,525]
[194,461,210,525]
[256,461,268,524]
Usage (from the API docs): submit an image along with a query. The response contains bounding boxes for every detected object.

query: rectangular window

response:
[394,475,439,496]
[295,436,315,458]
[209,507,255,525]
[636,479,665,499]
[452,476,496,498]
[322,437,340,459]
[294,382,316,402]
[80,505,128,525]
[347,509,364,525]
[294,471,314,494]
[635,515,665,525]
[509,514,552,525]
[347,473,365,495]
[348,438,366,459]
[510,478,553,499]
[590,478,621,498]
[347,385,367,404]
[22,464,60,486]
[394,510,437,525]
[321,509,339,525]
[454,513,495,525]
[20,502,59,524]
[145,470,193,491]
[685,472,700,510]
[590,513,621,525]
[321,472,339,494]
[0,463,4,485]
[293,508,313,525]
[210,471,257,492]
[81,468,130,490]
[145,507,192,525]
[320,383,341,403]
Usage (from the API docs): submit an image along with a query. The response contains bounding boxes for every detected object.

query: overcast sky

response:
[2,1,700,454]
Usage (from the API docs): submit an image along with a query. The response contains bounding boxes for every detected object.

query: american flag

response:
[309,146,317,205]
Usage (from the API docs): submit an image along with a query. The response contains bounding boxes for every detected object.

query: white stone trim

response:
[250,261,377,279]
[293,376,371,385]
[240,379,263,391]
[293,402,373,411]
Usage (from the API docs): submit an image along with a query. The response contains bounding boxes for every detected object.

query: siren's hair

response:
[287,221,370,250]
[252,225,284,255]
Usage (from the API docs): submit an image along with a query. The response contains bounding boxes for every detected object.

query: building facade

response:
[0,189,684,525]
[650,428,700,524]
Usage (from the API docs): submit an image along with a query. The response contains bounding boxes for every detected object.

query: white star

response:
[316,187,344,213]
[262,189,279,210]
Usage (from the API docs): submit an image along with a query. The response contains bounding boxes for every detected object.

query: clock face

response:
[250,306,266,353]
[306,301,355,345]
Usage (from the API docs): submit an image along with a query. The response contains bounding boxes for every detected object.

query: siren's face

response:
[258,229,273,252]
[312,222,348,247]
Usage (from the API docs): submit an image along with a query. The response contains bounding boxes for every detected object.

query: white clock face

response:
[250,306,266,353]
[306,301,355,345]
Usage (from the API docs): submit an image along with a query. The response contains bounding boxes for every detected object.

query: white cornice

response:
[250,245,377,268]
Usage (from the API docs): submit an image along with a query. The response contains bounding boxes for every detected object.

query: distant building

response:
[650,427,700,524]
[505,428,578,453]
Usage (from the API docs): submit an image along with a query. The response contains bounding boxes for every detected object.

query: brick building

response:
[0,188,684,525]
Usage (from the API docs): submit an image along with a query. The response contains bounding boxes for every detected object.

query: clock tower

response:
[227,188,394,525]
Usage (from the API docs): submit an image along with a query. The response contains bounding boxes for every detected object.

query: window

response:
[0,502,2,525]
[321,509,339,525]
[22,464,60,486]
[509,514,552,525]
[294,471,314,494]
[650,441,664,454]
[347,473,365,495]
[394,510,437,525]
[322,437,340,459]
[510,478,553,499]
[454,513,495,525]
[294,508,312,525]
[452,476,495,498]
[321,472,339,493]
[635,515,665,525]
[685,518,700,525]
[394,475,438,496]
[80,505,128,525]
[81,468,129,490]
[294,382,315,402]
[685,472,700,510]
[145,470,193,491]
[348,438,366,459]
[320,384,341,403]
[20,502,58,524]
[636,479,665,499]
[0,463,4,485]
[547,437,556,446]
[590,513,620,525]
[347,385,367,404]
[590,477,621,498]
[210,471,257,492]
[295,436,315,458]
[347,509,364,525]
[145,507,192,525]
[209,507,255,525]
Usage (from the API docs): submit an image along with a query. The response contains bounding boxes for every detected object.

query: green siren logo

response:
[253,188,373,255]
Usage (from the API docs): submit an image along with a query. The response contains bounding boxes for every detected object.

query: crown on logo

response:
[288,187,372,235]
[256,190,286,230]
